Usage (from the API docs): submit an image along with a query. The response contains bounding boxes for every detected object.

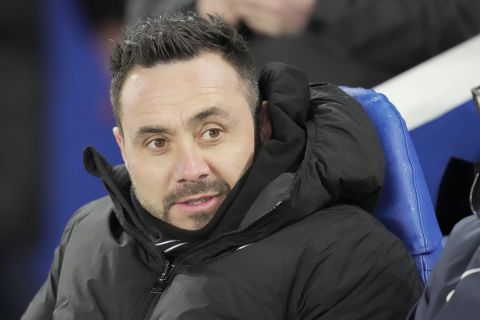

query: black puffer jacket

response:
[23,64,422,320]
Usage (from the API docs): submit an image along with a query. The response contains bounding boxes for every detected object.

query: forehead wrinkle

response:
[188,106,231,126]
[132,84,229,111]
[126,86,234,125]
[121,66,243,119]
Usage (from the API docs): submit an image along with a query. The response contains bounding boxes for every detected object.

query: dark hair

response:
[109,11,258,128]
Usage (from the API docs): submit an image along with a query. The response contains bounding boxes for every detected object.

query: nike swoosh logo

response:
[236,244,252,251]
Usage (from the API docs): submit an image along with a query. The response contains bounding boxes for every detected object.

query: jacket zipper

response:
[138,258,175,320]
[136,193,287,318]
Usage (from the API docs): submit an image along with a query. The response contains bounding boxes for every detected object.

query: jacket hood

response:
[232,62,385,237]
[83,62,384,257]
[253,62,384,216]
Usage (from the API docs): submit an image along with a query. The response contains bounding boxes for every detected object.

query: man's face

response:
[114,52,256,230]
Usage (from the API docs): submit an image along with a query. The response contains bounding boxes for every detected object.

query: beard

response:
[132,178,231,229]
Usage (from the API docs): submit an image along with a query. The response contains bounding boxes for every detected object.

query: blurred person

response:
[407,162,480,319]
[0,1,43,319]
[0,2,42,252]
[22,12,422,319]
[435,88,480,234]
[4,1,127,319]
[127,0,480,87]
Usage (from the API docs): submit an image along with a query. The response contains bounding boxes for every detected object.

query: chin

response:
[177,212,214,231]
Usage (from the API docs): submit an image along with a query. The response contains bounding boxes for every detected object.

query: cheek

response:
[214,129,255,188]
[125,150,171,197]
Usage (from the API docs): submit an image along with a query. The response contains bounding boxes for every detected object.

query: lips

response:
[173,193,225,214]
[177,194,218,205]
[178,195,215,205]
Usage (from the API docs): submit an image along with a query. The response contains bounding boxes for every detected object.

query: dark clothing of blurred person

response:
[407,215,480,319]
[23,13,422,319]
[0,2,42,253]
[127,0,480,87]
[0,1,43,319]
[407,169,480,319]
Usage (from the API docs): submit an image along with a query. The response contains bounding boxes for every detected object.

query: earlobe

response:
[113,127,127,164]
[259,100,272,144]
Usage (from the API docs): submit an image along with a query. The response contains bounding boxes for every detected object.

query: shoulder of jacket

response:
[304,204,384,231]
[65,196,114,232]
[285,206,410,280]
[52,196,114,250]
[295,204,400,252]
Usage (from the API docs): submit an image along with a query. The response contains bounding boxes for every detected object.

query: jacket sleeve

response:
[408,215,480,320]
[21,214,78,320]
[293,219,423,320]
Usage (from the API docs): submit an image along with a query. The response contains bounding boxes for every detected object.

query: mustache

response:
[163,179,231,210]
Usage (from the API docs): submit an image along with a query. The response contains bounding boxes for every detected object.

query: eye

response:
[146,138,168,151]
[207,128,220,138]
[201,127,223,141]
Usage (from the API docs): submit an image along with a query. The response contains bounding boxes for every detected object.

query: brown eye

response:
[200,126,223,142]
[153,139,166,148]
[147,138,167,151]
[208,128,220,138]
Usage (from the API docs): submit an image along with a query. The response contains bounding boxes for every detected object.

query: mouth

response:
[177,194,217,205]
[174,193,224,212]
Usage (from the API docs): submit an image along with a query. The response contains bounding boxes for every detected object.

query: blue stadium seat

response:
[343,87,443,284]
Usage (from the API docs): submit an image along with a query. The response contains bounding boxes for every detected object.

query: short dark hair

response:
[109,12,258,128]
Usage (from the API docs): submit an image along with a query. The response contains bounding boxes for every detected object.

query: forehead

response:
[119,52,247,123]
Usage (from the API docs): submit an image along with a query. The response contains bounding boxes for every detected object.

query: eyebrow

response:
[133,106,231,144]
[134,125,172,145]
[189,106,230,124]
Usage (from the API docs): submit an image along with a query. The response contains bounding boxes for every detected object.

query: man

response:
[408,164,480,319]
[23,12,422,319]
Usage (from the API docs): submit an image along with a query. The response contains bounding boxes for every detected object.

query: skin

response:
[197,0,315,36]
[114,52,271,230]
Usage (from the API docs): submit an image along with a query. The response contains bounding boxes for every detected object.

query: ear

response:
[258,100,272,144]
[113,127,128,167]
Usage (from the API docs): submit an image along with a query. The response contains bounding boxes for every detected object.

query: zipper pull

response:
[151,259,175,294]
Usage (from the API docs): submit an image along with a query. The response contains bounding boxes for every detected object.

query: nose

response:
[174,146,211,183]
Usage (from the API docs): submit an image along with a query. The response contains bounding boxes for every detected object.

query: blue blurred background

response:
[1,0,123,318]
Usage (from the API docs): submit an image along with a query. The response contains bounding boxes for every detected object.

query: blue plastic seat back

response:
[342,87,443,284]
